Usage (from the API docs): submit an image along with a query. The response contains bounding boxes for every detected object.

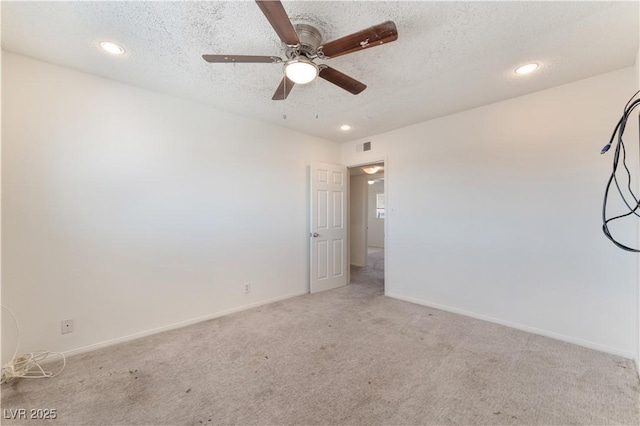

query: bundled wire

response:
[601,89,640,252]
[1,306,66,385]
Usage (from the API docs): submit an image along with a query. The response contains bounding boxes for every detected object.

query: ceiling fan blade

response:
[202,55,281,63]
[272,76,295,100]
[319,21,398,59]
[319,66,366,95]
[255,1,300,46]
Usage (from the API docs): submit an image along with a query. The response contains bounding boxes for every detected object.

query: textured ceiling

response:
[2,1,638,143]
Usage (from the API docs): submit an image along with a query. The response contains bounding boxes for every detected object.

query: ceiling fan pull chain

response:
[282,78,287,119]
[315,77,319,119]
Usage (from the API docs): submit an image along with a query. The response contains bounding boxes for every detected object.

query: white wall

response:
[367,180,384,248]
[343,66,639,358]
[349,174,368,267]
[1,52,340,361]
[636,41,640,372]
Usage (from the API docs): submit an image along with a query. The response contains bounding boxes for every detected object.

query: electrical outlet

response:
[244,283,251,294]
[61,319,74,334]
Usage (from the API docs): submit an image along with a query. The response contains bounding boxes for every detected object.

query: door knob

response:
[311,232,319,237]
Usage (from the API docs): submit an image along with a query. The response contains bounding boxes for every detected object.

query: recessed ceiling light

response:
[100,41,125,55]
[340,125,351,131]
[515,63,539,75]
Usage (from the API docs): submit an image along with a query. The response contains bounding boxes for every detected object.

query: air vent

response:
[357,142,372,152]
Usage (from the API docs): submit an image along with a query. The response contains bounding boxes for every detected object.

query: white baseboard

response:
[385,292,635,360]
[62,290,309,358]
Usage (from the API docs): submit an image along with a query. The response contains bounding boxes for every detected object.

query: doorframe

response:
[346,157,388,293]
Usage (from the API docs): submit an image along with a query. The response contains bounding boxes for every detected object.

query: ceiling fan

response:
[202,0,398,100]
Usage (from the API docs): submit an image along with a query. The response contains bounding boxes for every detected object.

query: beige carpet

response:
[2,248,639,425]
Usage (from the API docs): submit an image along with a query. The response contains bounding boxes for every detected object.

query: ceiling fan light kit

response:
[203,0,398,101]
[284,57,319,85]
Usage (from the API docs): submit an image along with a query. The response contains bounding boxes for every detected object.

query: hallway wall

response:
[367,180,385,248]
[350,174,368,267]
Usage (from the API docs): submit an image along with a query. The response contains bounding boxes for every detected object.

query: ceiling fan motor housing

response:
[292,24,322,57]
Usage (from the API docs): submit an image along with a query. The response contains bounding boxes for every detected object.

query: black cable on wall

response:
[601,90,640,252]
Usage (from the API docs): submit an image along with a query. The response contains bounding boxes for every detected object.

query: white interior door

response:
[310,162,348,294]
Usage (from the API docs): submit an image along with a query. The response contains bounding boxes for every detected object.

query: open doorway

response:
[348,162,385,292]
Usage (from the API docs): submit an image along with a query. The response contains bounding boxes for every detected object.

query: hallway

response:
[350,246,384,291]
